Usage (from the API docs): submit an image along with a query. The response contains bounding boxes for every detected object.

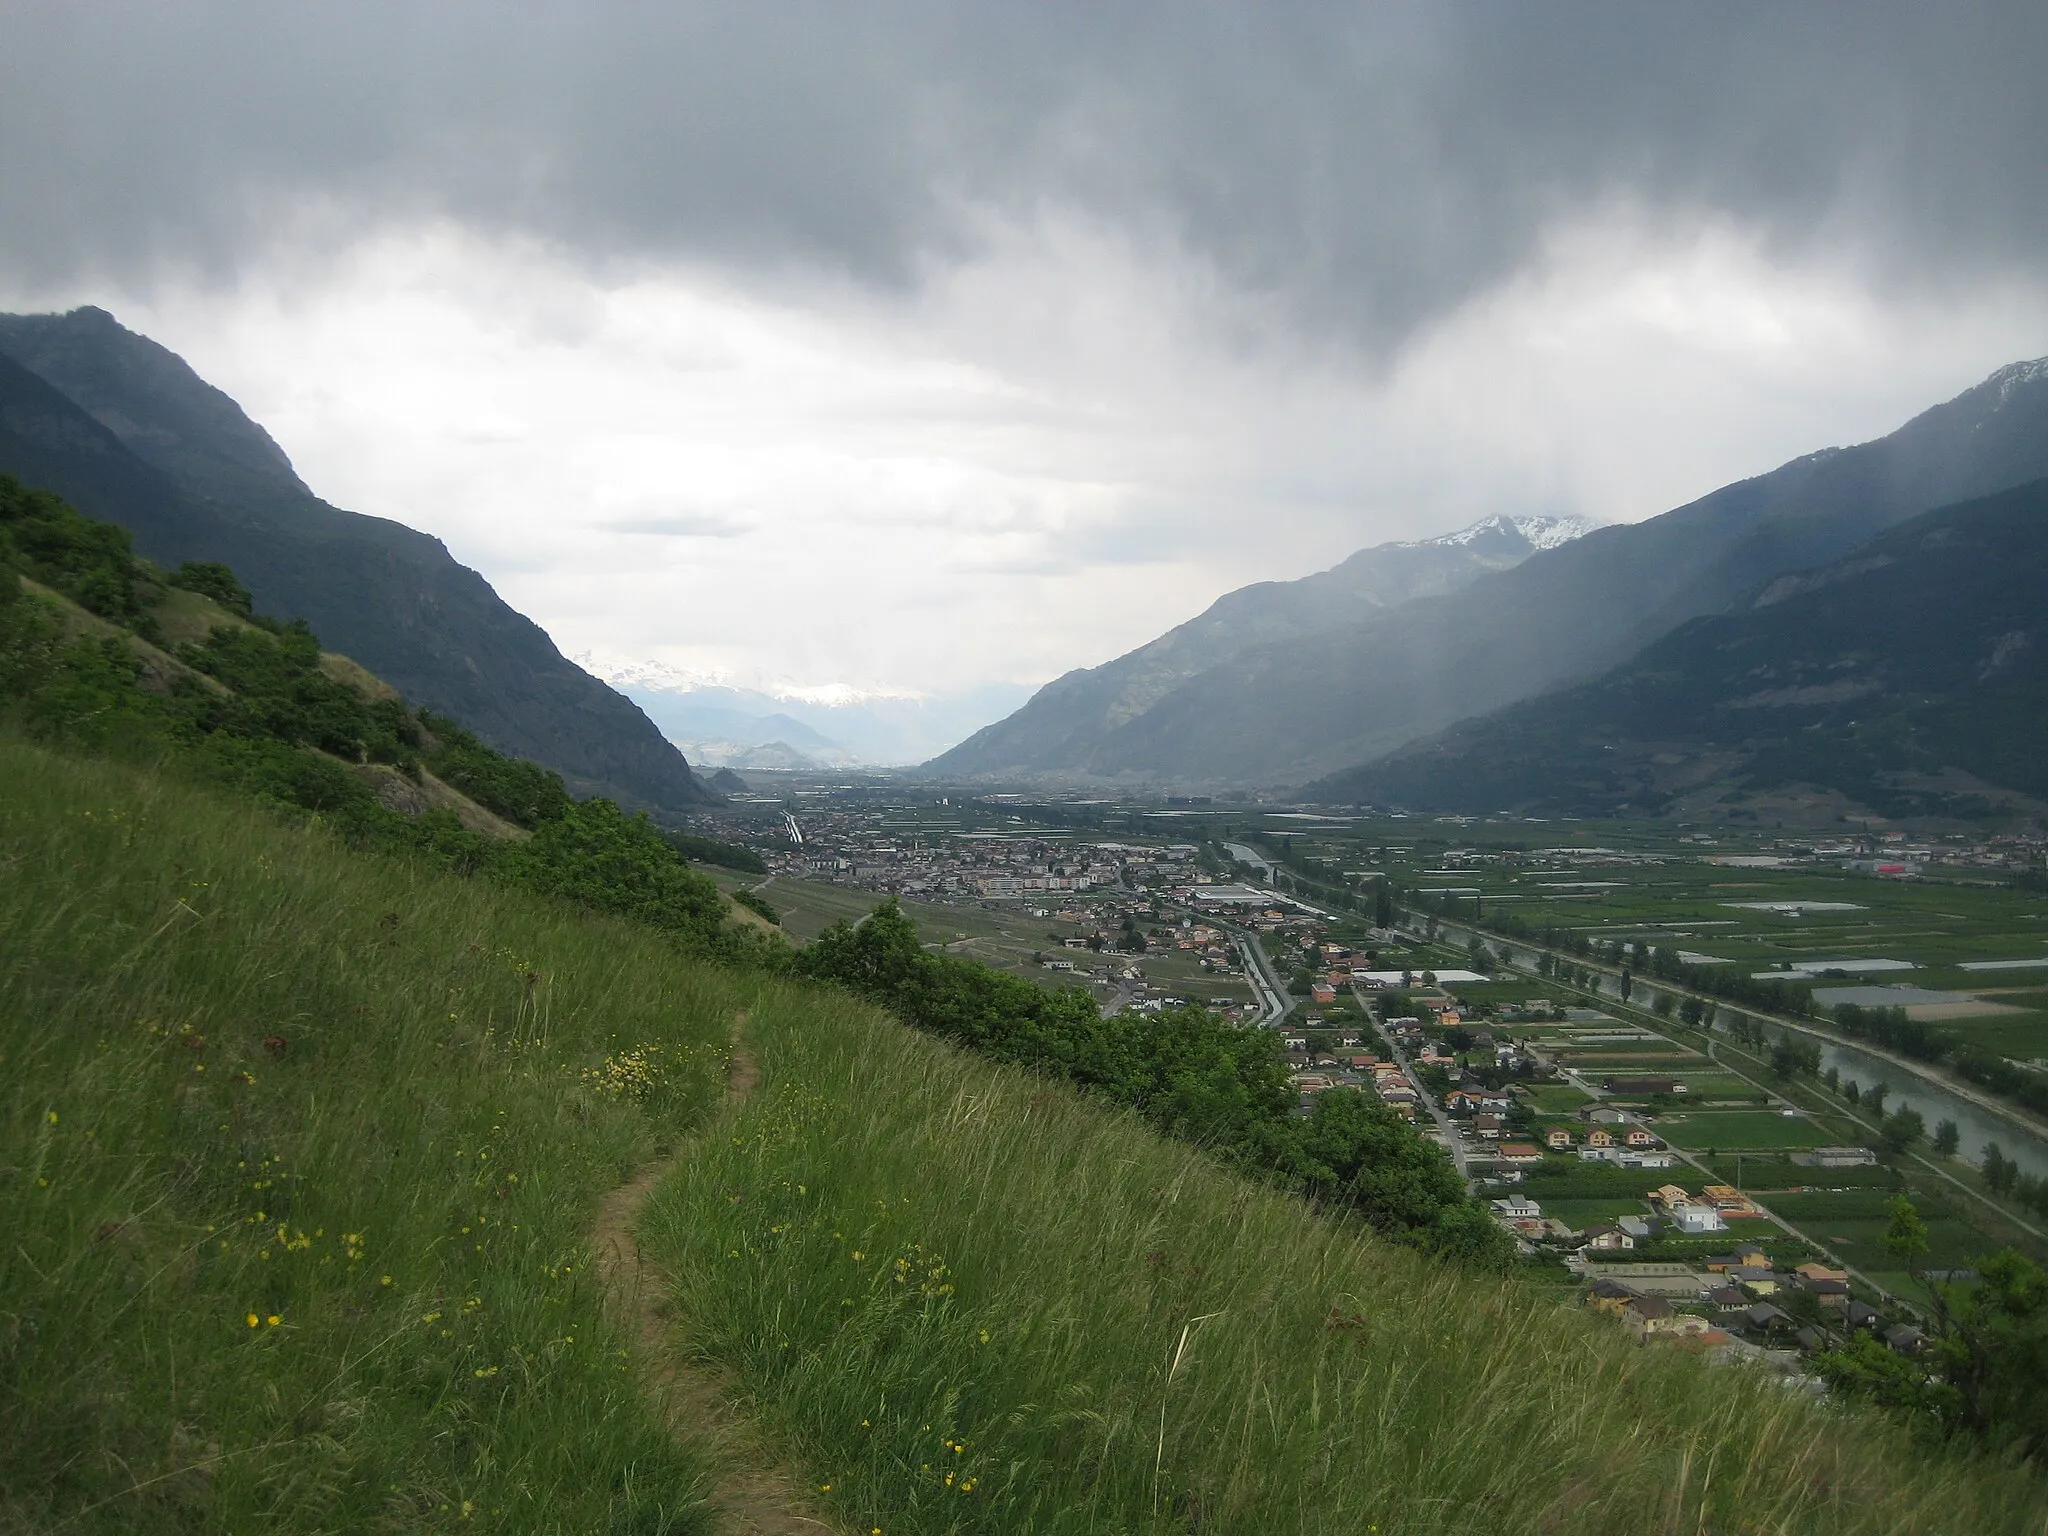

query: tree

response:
[1770,1038,1821,1079]
[1884,1194,1931,1273]
[1932,1119,1961,1157]
[1984,1144,2017,1196]
[1823,1066,1841,1093]
[1617,969,1633,1002]
[1373,881,1394,930]
[1651,993,1674,1019]
[1880,1107,1926,1155]
[1866,1080,1891,1115]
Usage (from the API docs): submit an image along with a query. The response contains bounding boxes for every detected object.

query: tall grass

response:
[642,982,2048,1535]
[0,734,741,1532]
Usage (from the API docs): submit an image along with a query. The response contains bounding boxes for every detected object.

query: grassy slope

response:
[0,735,743,1532]
[8,727,2048,1533]
[643,985,2048,1535]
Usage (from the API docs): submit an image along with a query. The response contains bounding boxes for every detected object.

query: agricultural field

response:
[1767,1190,1999,1295]
[1539,1197,1655,1229]
[1653,1110,1842,1151]
[1240,812,2048,1054]
[1521,1083,1594,1113]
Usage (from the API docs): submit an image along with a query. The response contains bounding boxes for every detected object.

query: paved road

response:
[1361,984,1472,1186]
[1238,929,1296,1025]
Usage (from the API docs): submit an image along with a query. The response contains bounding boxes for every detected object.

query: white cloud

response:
[16,207,2044,709]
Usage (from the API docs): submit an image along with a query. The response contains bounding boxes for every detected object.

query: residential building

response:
[1670,1204,1729,1235]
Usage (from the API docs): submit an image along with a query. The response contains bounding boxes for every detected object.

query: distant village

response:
[737,793,2019,1388]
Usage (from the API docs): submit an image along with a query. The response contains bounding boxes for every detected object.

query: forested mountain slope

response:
[1316,478,2048,820]
[0,306,715,810]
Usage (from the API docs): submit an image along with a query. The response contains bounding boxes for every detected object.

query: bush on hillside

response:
[661,828,770,874]
[0,478,761,964]
[417,712,574,828]
[797,901,1512,1268]
[0,473,164,637]
[165,558,255,615]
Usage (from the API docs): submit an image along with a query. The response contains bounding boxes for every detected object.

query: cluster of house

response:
[1283,1032,1432,1120]
[1542,1104,1679,1169]
[1581,1248,1913,1360]
[1490,1183,1764,1253]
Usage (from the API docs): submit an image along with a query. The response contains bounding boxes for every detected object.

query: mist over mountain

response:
[0,306,715,810]
[587,659,1032,769]
[925,514,1592,780]
[935,358,2048,789]
[1316,473,2048,822]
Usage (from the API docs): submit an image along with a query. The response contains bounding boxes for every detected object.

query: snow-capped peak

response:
[1987,356,2048,406]
[1410,513,1596,552]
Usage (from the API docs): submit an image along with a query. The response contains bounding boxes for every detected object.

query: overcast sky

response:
[4,1,2046,708]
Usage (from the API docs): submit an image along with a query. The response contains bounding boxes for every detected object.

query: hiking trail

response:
[591,1015,842,1535]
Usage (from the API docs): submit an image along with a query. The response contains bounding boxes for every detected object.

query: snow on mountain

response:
[1410,513,1598,552]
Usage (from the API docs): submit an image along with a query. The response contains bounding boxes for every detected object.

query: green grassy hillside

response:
[639,977,2048,1534]
[0,737,742,1531]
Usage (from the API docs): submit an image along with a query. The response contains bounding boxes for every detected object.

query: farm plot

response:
[1654,1110,1839,1150]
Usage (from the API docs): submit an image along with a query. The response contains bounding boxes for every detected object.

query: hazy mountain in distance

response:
[925,514,1593,779]
[1315,476,2048,822]
[942,358,2048,788]
[0,306,716,810]
[588,660,1033,767]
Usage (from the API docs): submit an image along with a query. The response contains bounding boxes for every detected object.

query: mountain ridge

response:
[1312,477,2048,823]
[0,306,717,811]
[925,511,1595,778]
[933,356,2048,788]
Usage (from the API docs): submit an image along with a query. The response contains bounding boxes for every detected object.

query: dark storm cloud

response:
[5,1,2045,349]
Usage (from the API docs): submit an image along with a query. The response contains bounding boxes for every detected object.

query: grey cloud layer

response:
[5,1,2045,348]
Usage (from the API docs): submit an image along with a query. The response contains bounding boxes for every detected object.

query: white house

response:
[1670,1204,1728,1235]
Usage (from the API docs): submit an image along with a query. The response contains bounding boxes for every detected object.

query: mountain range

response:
[926,514,1593,781]
[933,358,2048,797]
[0,306,716,811]
[1316,476,2048,822]
[587,660,1033,769]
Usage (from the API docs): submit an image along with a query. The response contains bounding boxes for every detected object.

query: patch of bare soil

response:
[590,1020,842,1535]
